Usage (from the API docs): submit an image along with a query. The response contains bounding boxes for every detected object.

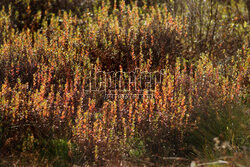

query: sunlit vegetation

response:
[0,0,249,166]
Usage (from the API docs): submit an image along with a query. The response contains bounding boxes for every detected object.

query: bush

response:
[0,0,249,165]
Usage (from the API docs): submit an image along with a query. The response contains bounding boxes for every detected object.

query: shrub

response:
[0,0,249,165]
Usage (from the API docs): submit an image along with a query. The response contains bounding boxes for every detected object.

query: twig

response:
[162,157,189,161]
[152,155,189,161]
[197,160,228,166]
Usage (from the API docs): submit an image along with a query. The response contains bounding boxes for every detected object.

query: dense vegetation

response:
[0,0,249,166]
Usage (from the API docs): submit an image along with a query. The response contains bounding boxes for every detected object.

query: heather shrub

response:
[0,0,249,165]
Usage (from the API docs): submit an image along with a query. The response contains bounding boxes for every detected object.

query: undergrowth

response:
[0,0,249,166]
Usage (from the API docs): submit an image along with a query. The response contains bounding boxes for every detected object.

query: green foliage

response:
[186,103,250,164]
[39,139,71,166]
[126,136,146,158]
